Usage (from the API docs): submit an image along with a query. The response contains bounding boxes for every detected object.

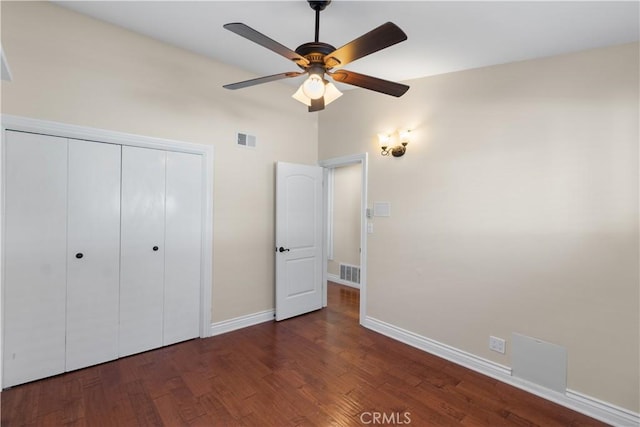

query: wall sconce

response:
[378,130,411,157]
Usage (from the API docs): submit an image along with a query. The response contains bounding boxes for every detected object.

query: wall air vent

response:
[340,263,360,285]
[236,132,256,149]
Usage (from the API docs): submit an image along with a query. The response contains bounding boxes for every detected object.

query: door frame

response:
[319,153,368,324]
[0,115,214,387]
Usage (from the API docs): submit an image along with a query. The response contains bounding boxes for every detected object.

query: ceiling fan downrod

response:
[308,0,331,43]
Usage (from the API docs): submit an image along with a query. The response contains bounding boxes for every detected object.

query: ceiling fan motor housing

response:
[295,42,336,68]
[308,1,331,12]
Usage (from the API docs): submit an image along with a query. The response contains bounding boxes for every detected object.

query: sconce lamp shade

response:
[377,133,391,148]
[399,130,411,145]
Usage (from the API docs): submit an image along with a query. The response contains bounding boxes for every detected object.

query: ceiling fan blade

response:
[330,70,409,97]
[324,22,407,69]
[224,23,310,67]
[223,71,303,90]
[309,97,325,112]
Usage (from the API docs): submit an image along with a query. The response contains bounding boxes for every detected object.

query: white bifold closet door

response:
[164,151,202,345]
[119,147,202,357]
[3,131,68,387]
[66,140,121,371]
[119,146,167,357]
[3,133,203,386]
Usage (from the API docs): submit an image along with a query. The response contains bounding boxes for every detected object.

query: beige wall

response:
[0,1,318,322]
[319,43,639,412]
[328,164,361,277]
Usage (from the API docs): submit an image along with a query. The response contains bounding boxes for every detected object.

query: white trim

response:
[200,146,214,338]
[210,310,274,336]
[0,119,4,388]
[322,168,329,308]
[566,390,640,427]
[319,153,368,324]
[363,316,511,376]
[326,168,335,261]
[327,273,360,289]
[1,115,207,154]
[363,316,640,427]
[1,115,215,390]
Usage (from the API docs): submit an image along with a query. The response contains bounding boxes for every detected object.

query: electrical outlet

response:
[489,336,506,354]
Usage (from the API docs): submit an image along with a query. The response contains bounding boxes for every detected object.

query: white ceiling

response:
[54,1,639,89]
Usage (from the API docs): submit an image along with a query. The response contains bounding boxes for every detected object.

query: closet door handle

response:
[75,253,83,259]
[278,247,290,253]
[153,246,159,251]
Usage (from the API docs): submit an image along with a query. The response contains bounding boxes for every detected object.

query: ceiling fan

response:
[223,0,410,112]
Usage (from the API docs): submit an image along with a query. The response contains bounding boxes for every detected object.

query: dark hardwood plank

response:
[0,283,608,426]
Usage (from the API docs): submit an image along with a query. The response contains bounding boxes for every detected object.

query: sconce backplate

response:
[391,145,406,157]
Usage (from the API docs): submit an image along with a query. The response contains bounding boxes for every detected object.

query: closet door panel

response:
[66,140,121,371]
[119,146,166,357]
[164,152,203,345]
[3,131,68,387]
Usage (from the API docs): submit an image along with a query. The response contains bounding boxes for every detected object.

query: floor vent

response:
[236,132,256,149]
[340,263,360,285]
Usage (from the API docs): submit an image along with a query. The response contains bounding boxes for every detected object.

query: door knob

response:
[75,253,83,259]
[278,247,290,253]
[153,246,159,251]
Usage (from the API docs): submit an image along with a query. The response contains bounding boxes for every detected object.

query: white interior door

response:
[163,151,202,345]
[3,131,68,387]
[66,140,121,371]
[275,162,324,321]
[119,146,166,357]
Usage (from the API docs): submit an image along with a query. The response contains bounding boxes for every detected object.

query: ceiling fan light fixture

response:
[292,80,342,107]
[301,73,325,99]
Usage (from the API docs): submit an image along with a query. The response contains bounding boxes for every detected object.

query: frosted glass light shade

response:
[323,82,343,105]
[292,82,343,107]
[399,129,411,144]
[292,85,312,106]
[302,74,325,99]
[378,133,391,147]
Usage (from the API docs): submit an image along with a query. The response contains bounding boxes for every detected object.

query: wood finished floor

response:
[1,283,607,426]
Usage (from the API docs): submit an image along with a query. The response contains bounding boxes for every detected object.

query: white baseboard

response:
[565,389,640,427]
[362,316,511,376]
[210,309,274,336]
[362,316,639,427]
[327,273,360,289]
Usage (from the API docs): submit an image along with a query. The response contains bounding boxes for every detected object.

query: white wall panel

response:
[66,140,121,371]
[3,131,67,387]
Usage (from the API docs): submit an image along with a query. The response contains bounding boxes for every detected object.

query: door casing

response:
[319,153,368,324]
